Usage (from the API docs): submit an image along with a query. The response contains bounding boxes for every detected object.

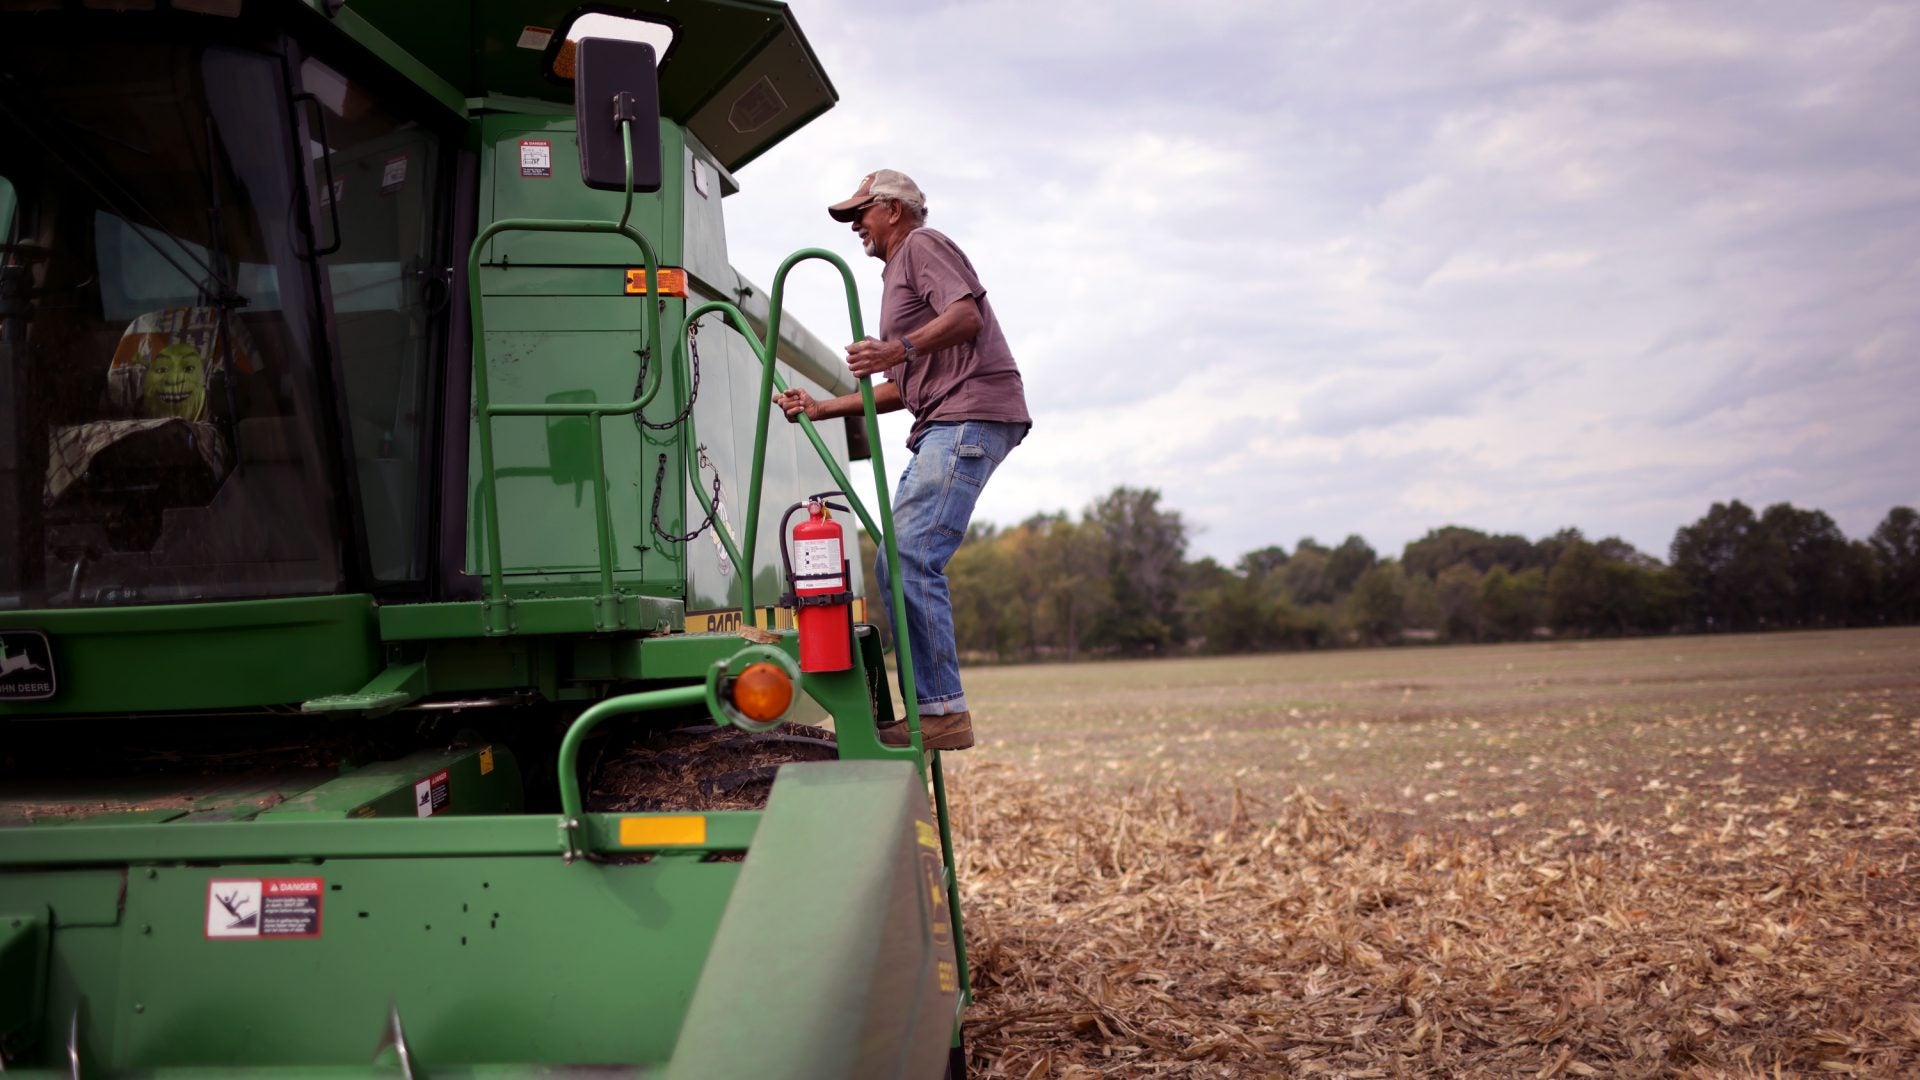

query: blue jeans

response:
[874,420,1024,716]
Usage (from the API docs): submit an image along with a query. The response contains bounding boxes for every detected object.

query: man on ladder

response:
[773,169,1031,750]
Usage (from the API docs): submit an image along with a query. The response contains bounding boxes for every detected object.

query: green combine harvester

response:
[0,1,969,1074]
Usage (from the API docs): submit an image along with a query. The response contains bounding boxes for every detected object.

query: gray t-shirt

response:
[878,228,1031,450]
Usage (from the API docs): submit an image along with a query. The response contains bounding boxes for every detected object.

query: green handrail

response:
[679,275,921,750]
[759,249,920,740]
[554,682,708,858]
[466,120,664,621]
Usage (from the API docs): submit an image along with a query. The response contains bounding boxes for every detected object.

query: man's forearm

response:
[816,381,904,419]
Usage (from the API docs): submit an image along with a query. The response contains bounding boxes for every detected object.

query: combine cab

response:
[0,2,966,1075]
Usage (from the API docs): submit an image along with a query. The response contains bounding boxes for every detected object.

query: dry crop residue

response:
[950,629,1920,1077]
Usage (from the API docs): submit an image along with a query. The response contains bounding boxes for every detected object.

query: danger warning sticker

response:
[520,139,552,178]
[206,877,323,939]
[415,769,450,817]
[381,154,408,194]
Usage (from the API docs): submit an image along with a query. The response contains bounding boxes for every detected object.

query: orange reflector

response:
[624,267,688,297]
[730,661,795,723]
[619,815,707,847]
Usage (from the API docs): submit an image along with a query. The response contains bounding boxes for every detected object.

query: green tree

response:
[947,524,1020,658]
[1547,539,1667,635]
[1758,503,1849,627]
[1670,500,1769,630]
[1403,526,1539,580]
[1348,561,1407,644]
[1435,563,1484,642]
[1402,571,1441,634]
[1281,547,1333,606]
[1088,487,1188,654]
[1326,534,1378,596]
[1546,539,1611,633]
[1870,506,1920,622]
[1237,544,1289,579]
[1480,566,1544,640]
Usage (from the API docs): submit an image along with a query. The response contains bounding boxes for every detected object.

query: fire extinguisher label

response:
[794,538,844,590]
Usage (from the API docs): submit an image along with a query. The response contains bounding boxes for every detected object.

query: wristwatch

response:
[899,335,917,363]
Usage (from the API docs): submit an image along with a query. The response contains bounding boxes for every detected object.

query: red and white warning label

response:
[415,769,450,817]
[206,877,323,939]
[794,538,844,591]
[381,154,408,193]
[520,139,552,178]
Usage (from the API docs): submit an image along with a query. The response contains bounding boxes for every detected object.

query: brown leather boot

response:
[878,710,974,751]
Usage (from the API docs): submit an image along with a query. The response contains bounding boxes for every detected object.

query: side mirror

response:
[573,37,663,193]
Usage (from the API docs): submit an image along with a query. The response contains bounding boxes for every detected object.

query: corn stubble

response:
[951,760,1920,1078]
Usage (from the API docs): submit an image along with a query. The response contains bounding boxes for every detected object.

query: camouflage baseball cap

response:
[827,169,925,221]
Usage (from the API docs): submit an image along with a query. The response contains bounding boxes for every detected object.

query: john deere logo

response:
[0,631,56,701]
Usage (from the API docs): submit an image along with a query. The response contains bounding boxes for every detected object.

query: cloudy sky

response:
[723,0,1919,565]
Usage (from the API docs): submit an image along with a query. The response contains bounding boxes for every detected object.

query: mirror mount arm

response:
[617,117,635,233]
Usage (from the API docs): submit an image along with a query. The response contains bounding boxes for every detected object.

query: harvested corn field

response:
[946,628,1920,1077]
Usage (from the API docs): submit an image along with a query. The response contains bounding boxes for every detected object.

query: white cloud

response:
[721,0,1920,562]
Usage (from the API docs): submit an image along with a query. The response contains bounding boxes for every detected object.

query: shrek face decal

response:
[140,342,207,420]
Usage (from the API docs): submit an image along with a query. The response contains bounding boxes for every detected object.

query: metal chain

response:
[634,318,701,432]
[652,444,725,544]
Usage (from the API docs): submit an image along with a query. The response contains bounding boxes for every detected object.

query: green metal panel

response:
[316,2,471,113]
[482,117,679,267]
[300,659,427,714]
[326,0,839,173]
[0,766,342,827]
[680,138,731,289]
[683,315,748,615]
[0,596,380,716]
[0,909,49,1047]
[667,761,957,1080]
[465,323,660,579]
[88,855,736,1070]
[319,4,468,117]
[0,817,568,866]
[260,745,521,819]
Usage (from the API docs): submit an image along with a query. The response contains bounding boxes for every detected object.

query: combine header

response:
[0,1,967,1075]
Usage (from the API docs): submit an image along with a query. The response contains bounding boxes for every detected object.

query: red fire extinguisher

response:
[780,494,854,673]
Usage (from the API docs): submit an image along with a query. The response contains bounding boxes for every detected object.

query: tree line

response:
[858,492,1920,660]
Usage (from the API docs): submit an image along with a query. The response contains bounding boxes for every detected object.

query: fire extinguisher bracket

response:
[783,589,854,609]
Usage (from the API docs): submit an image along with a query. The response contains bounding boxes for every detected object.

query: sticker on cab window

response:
[381,154,408,194]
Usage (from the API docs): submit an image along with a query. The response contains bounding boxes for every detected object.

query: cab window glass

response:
[95,212,282,319]
[0,34,344,611]
[303,57,445,585]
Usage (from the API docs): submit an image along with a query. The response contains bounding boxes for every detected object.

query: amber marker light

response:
[729,661,795,724]
[624,268,688,297]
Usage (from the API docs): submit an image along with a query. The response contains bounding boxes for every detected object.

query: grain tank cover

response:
[341,0,838,172]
